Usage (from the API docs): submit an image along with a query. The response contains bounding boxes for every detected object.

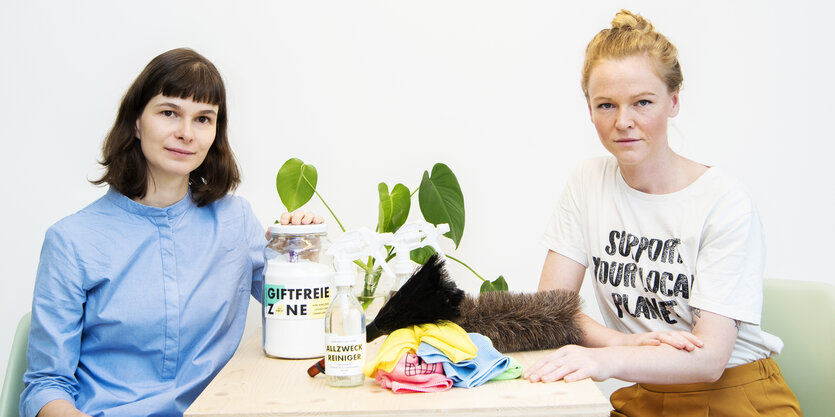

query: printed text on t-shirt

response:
[593,230,694,324]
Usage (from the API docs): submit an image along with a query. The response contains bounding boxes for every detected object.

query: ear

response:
[668,89,680,118]
[135,118,141,140]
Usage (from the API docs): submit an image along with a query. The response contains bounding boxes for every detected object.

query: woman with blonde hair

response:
[523,10,801,416]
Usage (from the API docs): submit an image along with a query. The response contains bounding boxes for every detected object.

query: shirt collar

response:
[106,187,194,218]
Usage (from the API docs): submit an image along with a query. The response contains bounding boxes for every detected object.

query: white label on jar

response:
[325,335,366,376]
[264,261,332,320]
[264,284,331,319]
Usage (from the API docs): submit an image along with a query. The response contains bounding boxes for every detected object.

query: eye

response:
[636,99,652,106]
[196,115,213,124]
[161,110,176,117]
[597,103,614,109]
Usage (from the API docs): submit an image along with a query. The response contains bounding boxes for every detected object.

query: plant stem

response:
[446,255,486,282]
[301,176,346,232]
[410,186,419,198]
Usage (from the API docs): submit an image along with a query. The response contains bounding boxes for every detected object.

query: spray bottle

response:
[324,228,393,387]
[388,222,450,297]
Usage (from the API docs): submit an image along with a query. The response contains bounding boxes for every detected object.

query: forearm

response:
[598,343,727,384]
[524,309,735,384]
[575,312,630,348]
[599,308,739,384]
[595,308,736,384]
[36,400,90,417]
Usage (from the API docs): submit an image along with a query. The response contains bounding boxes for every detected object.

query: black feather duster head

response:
[366,254,464,341]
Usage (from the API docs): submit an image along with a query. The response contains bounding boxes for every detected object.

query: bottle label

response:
[325,335,366,376]
[263,261,332,321]
[264,284,331,320]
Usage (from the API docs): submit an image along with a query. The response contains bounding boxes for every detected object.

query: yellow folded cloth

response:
[364,321,477,377]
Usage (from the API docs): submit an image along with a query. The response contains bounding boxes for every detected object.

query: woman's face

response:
[135,94,219,185]
[586,55,679,169]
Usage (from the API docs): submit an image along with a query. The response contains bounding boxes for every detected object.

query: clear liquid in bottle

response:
[324,285,366,387]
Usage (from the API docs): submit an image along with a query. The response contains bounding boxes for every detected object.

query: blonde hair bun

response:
[581,9,682,96]
[611,9,654,33]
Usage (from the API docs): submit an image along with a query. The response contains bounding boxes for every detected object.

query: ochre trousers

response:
[610,358,802,416]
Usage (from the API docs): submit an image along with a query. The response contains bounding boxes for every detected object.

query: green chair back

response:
[761,279,835,417]
[0,312,30,417]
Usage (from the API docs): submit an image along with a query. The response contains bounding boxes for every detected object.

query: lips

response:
[165,147,195,156]
[614,138,641,144]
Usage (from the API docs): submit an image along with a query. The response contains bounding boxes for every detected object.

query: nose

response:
[615,108,634,131]
[176,119,194,143]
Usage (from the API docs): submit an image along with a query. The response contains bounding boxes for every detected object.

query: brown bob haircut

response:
[92,48,240,206]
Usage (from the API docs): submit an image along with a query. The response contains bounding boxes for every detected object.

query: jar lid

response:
[269,223,328,235]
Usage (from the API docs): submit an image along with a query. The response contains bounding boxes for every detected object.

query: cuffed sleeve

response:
[21,227,85,417]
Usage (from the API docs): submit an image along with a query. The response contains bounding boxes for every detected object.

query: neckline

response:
[614,162,715,201]
[106,187,193,218]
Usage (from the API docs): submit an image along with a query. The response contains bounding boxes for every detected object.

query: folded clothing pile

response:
[365,321,522,393]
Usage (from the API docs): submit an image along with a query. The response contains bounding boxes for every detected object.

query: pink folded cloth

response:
[375,353,453,393]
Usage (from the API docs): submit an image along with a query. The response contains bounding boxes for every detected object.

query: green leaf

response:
[276,158,317,212]
[410,246,436,264]
[377,183,411,234]
[418,163,465,248]
[479,275,509,293]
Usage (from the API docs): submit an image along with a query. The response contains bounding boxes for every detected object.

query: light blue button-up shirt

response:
[21,189,265,417]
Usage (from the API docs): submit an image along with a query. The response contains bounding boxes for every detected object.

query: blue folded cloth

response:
[416,333,510,388]
[491,356,522,381]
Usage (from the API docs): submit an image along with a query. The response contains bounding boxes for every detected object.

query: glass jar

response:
[262,223,333,359]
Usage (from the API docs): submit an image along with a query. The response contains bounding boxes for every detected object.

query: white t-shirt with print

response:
[541,156,782,367]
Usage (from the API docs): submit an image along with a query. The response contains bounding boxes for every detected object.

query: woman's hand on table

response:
[523,345,610,383]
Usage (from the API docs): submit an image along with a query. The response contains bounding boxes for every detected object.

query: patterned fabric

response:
[375,353,452,393]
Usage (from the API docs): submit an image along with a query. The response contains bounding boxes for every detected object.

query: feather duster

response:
[454,290,584,352]
[367,253,464,341]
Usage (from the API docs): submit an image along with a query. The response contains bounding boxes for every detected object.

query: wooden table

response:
[186,332,611,417]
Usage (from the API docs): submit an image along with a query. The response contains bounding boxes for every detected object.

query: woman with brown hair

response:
[524,10,801,416]
[20,48,316,417]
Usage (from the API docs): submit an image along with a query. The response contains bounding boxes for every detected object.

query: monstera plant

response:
[276,158,507,308]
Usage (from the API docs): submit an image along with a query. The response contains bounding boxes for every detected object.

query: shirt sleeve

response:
[689,192,766,325]
[540,163,589,267]
[240,198,266,304]
[20,227,84,417]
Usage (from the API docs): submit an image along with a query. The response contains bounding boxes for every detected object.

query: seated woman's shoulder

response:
[574,156,617,174]
[209,193,254,214]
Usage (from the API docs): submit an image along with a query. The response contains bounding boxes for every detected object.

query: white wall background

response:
[1,0,833,391]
